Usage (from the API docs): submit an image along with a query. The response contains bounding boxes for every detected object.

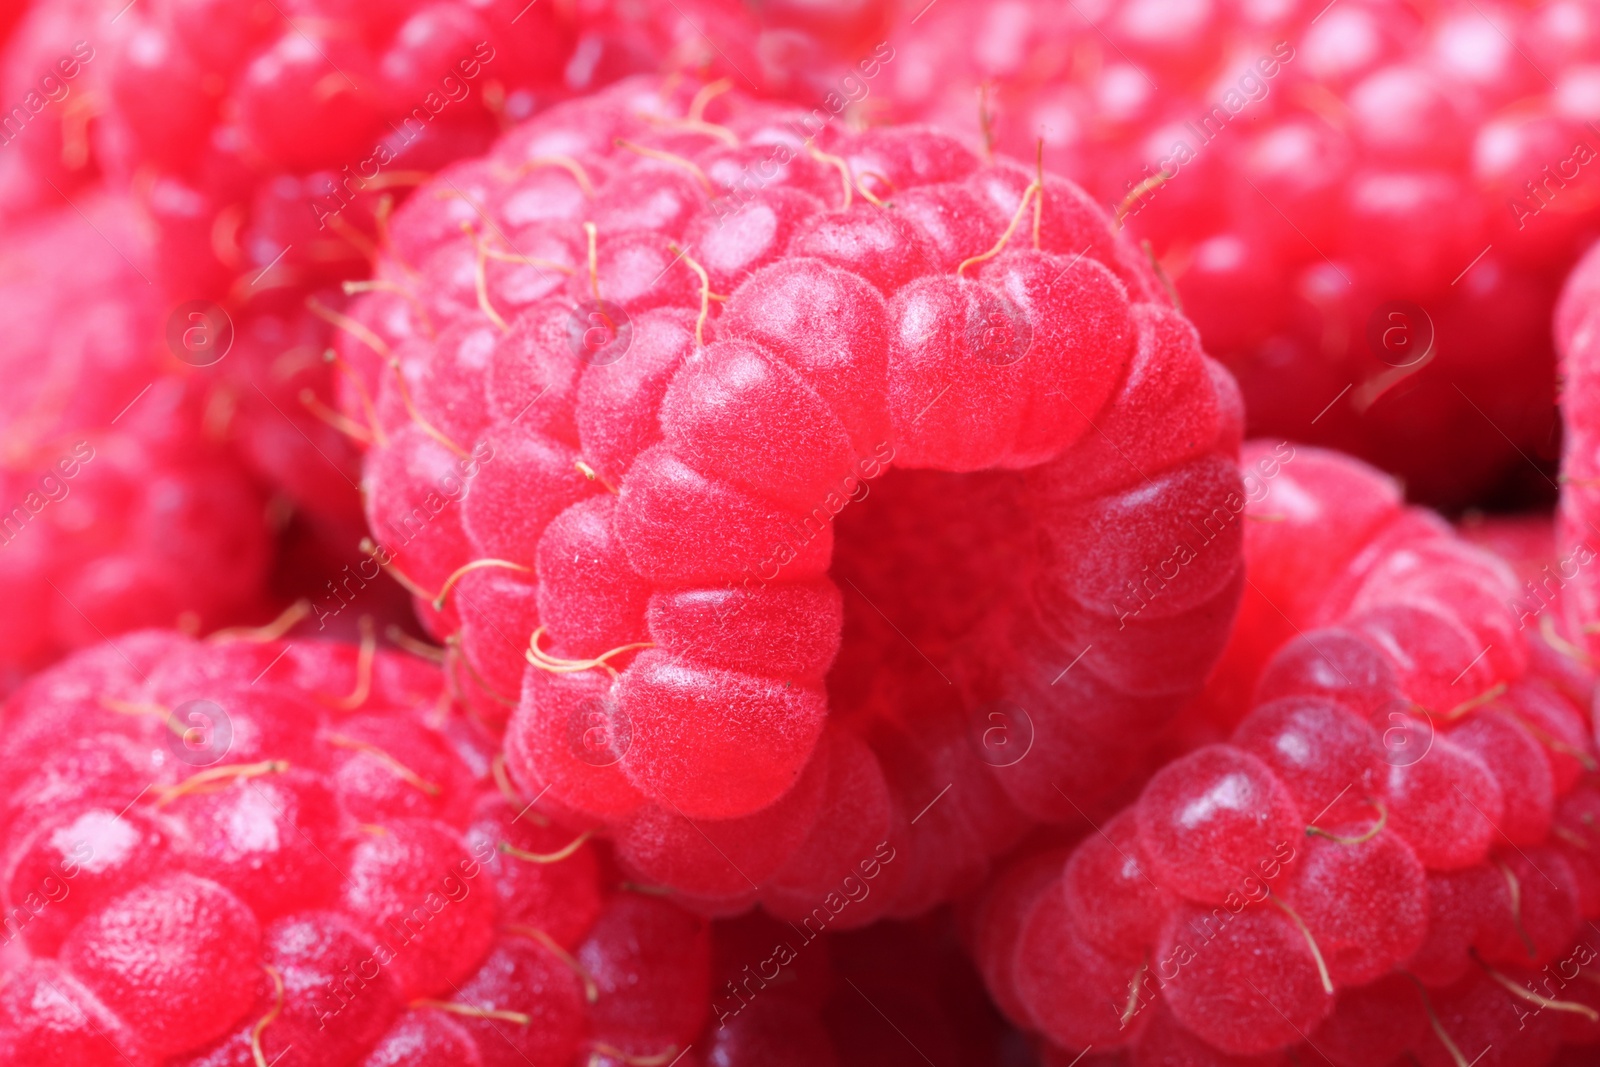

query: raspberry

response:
[1156,899,1334,1053]
[1013,884,1144,1049]
[0,194,274,692]
[974,442,1600,1063]
[339,76,1245,913]
[63,873,262,1058]
[881,0,1585,507]
[0,630,717,1066]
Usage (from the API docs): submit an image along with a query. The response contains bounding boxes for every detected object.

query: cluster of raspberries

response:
[0,0,640,685]
[9,3,1600,1066]
[0,0,909,682]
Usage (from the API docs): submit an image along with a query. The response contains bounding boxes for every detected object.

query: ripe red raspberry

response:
[337,76,1245,913]
[973,443,1600,1064]
[0,194,273,693]
[884,0,1586,508]
[0,629,714,1066]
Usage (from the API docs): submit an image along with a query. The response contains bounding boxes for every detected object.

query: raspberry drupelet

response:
[974,443,1600,1066]
[337,76,1246,915]
[0,628,717,1067]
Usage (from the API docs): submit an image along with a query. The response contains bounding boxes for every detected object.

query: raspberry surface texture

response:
[0,629,720,1066]
[863,0,1593,508]
[974,441,1600,1065]
[0,194,273,694]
